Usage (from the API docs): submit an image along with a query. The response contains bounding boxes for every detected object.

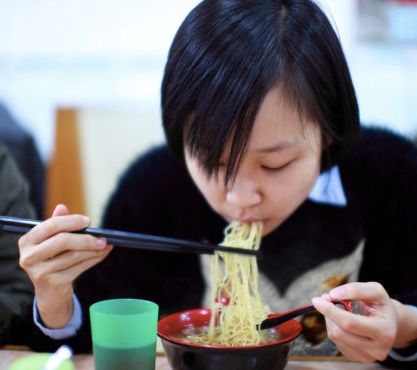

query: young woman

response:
[19,0,417,367]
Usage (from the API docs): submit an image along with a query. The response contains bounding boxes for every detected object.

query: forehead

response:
[249,85,318,150]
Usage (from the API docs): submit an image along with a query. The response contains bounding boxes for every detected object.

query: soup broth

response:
[174,325,280,346]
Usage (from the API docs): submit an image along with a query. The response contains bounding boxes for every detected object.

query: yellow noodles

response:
[193,221,267,346]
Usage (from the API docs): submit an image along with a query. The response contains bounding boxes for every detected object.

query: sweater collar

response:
[308,166,347,206]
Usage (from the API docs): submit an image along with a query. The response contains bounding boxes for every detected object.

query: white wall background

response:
[0,0,416,162]
[0,0,200,161]
[321,0,417,140]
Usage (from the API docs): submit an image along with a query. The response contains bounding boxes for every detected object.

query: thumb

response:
[52,204,70,217]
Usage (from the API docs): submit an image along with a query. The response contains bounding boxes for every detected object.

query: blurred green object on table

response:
[8,353,75,370]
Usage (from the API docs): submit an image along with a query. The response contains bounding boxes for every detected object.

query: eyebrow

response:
[254,140,300,153]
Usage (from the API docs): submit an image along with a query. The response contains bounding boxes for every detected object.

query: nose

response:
[226,176,262,209]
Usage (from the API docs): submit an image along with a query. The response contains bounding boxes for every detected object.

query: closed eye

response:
[261,162,291,172]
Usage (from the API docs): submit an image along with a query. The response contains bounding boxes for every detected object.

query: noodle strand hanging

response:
[190,221,267,346]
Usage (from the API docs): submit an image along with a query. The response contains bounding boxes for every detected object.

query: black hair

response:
[161,0,360,184]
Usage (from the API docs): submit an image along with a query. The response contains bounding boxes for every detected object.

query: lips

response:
[224,215,267,224]
[238,218,265,223]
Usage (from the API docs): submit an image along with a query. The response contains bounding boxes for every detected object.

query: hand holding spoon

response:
[258,299,352,330]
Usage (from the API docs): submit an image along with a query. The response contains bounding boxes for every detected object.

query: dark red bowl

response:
[158,308,301,370]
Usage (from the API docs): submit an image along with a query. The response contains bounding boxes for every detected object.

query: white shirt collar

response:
[308,166,347,207]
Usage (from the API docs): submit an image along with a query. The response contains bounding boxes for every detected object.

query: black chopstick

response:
[0,215,259,256]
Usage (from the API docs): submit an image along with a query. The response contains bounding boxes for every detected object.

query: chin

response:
[261,219,283,236]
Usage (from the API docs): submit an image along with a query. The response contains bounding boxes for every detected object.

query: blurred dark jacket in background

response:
[0,103,45,218]
[0,143,35,345]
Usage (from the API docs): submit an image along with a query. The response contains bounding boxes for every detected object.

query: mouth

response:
[225,216,268,225]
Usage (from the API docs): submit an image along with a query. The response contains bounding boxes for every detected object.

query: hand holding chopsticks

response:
[9,205,257,328]
[16,205,114,328]
[8,205,258,329]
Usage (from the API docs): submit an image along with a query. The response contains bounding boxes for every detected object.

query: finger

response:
[22,214,91,245]
[52,204,70,217]
[324,321,371,362]
[39,245,113,275]
[312,297,382,338]
[328,282,389,303]
[325,317,388,362]
[23,233,108,265]
[325,316,373,346]
[55,249,112,285]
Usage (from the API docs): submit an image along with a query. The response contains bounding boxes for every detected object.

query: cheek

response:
[289,153,321,190]
[185,155,228,210]
[263,161,320,208]
[202,182,225,203]
[263,181,302,212]
[191,171,225,205]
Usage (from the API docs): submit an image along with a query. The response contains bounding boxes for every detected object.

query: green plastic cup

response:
[8,354,74,370]
[90,298,159,370]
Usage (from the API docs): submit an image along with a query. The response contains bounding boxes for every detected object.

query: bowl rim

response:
[157,307,302,350]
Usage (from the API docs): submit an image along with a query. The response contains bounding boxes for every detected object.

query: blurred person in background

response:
[0,103,45,219]
[0,142,35,345]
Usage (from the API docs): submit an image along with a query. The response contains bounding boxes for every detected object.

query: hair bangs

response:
[184,66,268,185]
[172,1,282,184]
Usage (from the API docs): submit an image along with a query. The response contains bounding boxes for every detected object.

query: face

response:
[185,86,323,236]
